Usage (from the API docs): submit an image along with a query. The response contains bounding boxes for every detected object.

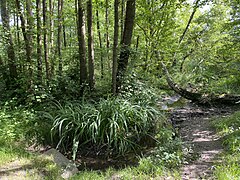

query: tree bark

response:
[105,0,110,69]
[87,0,95,90]
[96,9,104,79]
[42,0,50,83]
[179,0,200,44]
[112,0,119,95]
[116,0,136,93]
[49,0,55,78]
[63,17,67,48]
[1,0,18,83]
[16,0,34,88]
[120,0,125,40]
[26,0,34,80]
[77,0,88,94]
[57,0,64,76]
[160,60,240,105]
[36,0,43,83]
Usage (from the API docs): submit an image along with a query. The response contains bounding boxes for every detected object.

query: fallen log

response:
[160,61,240,105]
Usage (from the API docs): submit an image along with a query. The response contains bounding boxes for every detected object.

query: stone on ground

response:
[43,148,78,179]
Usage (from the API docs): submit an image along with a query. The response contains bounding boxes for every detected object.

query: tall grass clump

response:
[45,96,162,160]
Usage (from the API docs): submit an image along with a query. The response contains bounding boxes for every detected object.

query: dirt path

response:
[171,105,228,179]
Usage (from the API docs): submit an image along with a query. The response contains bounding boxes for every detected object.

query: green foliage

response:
[71,130,183,179]
[120,72,160,106]
[0,108,37,143]
[213,111,240,153]
[71,171,105,180]
[214,154,240,180]
[141,128,183,170]
[212,111,240,179]
[46,96,162,160]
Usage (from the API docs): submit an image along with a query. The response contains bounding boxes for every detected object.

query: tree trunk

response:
[160,60,240,105]
[0,55,3,66]
[16,12,20,48]
[120,0,125,40]
[16,0,33,88]
[26,0,34,81]
[49,0,55,78]
[105,0,110,69]
[36,0,43,83]
[63,17,67,48]
[77,0,88,94]
[26,0,34,68]
[42,0,50,83]
[112,0,119,95]
[96,9,104,79]
[57,0,63,76]
[116,0,136,93]
[87,0,95,90]
[179,0,200,44]
[172,0,200,67]
[1,0,18,84]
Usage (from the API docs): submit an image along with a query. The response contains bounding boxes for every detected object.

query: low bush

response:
[0,108,38,143]
[45,96,162,160]
[212,111,240,179]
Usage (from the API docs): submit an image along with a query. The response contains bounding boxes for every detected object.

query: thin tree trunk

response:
[1,0,18,83]
[172,0,200,67]
[36,0,42,83]
[179,0,200,44]
[63,17,67,48]
[0,55,3,66]
[116,0,136,93]
[105,0,110,69]
[57,0,63,76]
[26,0,34,80]
[96,9,104,79]
[43,0,50,83]
[16,0,33,88]
[120,0,125,39]
[135,35,139,51]
[77,0,88,94]
[87,0,95,90]
[112,0,119,95]
[49,0,55,78]
[16,13,20,47]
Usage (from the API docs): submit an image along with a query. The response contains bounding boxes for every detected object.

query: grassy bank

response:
[212,111,240,179]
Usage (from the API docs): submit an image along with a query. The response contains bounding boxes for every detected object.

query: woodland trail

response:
[170,104,231,179]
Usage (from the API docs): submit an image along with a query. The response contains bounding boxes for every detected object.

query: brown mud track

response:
[170,104,234,179]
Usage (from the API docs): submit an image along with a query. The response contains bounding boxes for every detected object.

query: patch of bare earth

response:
[171,105,230,179]
[0,159,43,180]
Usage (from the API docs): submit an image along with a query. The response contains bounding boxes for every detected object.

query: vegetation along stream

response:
[0,0,240,179]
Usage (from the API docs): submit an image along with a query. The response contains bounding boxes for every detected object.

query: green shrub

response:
[45,97,162,160]
[147,128,183,169]
[214,154,240,180]
[212,111,240,179]
[0,108,38,143]
[213,111,240,152]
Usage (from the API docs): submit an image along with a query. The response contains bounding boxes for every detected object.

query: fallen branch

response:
[160,61,240,105]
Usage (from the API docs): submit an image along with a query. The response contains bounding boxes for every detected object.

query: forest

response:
[0,0,240,179]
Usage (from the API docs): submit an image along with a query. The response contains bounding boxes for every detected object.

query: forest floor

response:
[171,103,233,179]
[0,101,238,180]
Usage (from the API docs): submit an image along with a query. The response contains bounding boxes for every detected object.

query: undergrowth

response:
[0,72,184,179]
[44,96,162,160]
[212,111,240,179]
